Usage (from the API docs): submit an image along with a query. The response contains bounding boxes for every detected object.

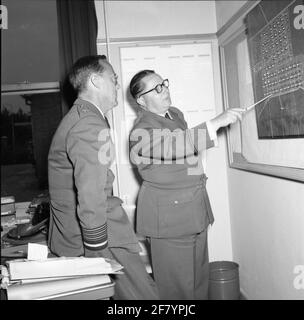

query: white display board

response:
[101,41,217,205]
[120,43,216,123]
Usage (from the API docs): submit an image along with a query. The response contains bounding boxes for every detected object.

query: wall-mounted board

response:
[219,0,304,182]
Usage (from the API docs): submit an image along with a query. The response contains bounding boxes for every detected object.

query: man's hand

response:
[210,108,245,132]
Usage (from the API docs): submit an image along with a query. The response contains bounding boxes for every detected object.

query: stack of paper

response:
[6,274,113,300]
[4,256,122,300]
[1,196,16,215]
[1,196,16,227]
[3,243,123,300]
[7,256,123,281]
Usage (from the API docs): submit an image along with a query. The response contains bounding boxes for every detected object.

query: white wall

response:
[96,1,217,39]
[95,0,233,262]
[215,0,304,299]
[228,170,304,299]
[205,40,233,262]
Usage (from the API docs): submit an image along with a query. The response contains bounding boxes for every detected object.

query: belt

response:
[143,174,208,190]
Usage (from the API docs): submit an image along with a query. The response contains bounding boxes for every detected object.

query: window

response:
[1,84,62,202]
[1,0,62,201]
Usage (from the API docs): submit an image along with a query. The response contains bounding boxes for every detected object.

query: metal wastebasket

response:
[209,261,240,300]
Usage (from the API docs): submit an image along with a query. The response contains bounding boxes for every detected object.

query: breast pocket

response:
[157,187,207,237]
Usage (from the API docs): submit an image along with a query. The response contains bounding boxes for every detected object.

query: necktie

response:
[104,117,114,141]
[165,112,171,119]
[104,116,111,128]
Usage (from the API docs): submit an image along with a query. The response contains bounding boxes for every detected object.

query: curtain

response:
[56,0,98,115]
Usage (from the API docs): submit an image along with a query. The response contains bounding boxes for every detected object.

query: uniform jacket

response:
[48,98,139,257]
[129,107,215,238]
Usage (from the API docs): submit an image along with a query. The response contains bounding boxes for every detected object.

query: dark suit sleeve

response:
[66,115,111,252]
[129,121,214,164]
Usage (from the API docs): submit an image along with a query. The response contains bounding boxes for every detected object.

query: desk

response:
[2,202,115,300]
[1,201,47,265]
[1,202,32,242]
[1,202,47,266]
[1,204,150,300]
[2,201,31,225]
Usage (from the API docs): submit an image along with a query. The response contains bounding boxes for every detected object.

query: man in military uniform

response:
[48,55,159,300]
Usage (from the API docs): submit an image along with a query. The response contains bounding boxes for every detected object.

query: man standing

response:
[128,70,244,299]
[48,55,159,300]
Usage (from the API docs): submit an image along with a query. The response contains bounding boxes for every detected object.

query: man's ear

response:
[90,73,102,89]
[136,96,146,107]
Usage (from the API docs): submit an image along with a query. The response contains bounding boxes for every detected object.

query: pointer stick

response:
[243,94,273,112]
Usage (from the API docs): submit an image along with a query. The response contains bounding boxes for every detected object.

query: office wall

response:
[228,171,304,299]
[95,1,233,262]
[95,1,217,39]
[215,1,304,299]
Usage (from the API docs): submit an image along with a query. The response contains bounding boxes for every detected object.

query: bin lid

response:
[209,261,239,281]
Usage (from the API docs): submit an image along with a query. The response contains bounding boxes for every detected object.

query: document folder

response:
[7,256,123,280]
[7,274,114,300]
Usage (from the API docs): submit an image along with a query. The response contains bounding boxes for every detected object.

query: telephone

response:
[7,217,48,240]
[6,196,50,241]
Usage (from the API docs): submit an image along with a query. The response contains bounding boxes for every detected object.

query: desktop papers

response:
[27,243,48,260]
[7,256,123,280]
[6,274,113,300]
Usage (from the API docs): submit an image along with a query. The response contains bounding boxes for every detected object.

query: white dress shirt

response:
[159,111,218,146]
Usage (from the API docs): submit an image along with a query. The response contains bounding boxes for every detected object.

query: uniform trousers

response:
[149,228,209,300]
[102,246,159,300]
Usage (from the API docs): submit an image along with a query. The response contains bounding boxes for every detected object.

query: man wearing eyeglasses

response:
[129,70,244,300]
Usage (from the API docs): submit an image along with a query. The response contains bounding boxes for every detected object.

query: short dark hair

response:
[129,70,155,99]
[69,55,108,93]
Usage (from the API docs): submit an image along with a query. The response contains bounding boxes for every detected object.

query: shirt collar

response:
[157,110,171,118]
[139,108,173,121]
[74,98,105,119]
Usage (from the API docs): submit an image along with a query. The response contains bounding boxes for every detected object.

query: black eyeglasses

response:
[138,79,169,98]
